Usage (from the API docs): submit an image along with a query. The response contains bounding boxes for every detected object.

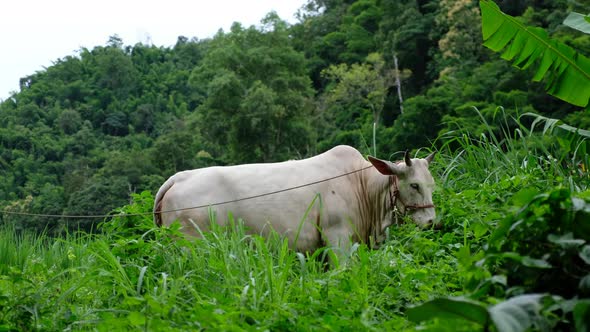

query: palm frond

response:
[480,0,590,108]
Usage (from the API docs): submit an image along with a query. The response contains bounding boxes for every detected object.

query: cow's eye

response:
[410,183,420,191]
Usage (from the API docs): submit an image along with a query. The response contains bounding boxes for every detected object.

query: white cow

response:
[154,145,436,254]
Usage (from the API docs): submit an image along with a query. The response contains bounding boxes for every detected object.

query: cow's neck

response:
[354,163,392,247]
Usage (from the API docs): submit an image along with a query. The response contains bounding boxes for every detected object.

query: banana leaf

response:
[480,0,590,108]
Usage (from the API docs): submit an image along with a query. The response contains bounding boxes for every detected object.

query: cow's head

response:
[368,151,437,228]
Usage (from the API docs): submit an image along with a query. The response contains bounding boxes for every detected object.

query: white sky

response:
[0,0,308,100]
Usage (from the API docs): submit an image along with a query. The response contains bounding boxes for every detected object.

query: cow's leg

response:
[321,221,354,267]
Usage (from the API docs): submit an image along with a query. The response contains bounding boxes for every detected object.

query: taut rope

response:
[2,166,375,220]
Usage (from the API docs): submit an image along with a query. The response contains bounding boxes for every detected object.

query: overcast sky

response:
[0,0,308,100]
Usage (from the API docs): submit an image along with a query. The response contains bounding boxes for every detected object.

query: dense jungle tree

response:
[189,13,315,163]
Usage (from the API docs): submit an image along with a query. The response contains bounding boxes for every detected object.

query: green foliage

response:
[480,0,590,107]
[412,186,590,331]
[434,0,485,77]
[486,187,590,297]
[1,111,589,330]
[407,297,489,326]
[0,36,209,233]
[1,0,587,234]
[322,53,391,122]
[0,192,461,330]
[189,16,314,163]
[409,294,565,332]
[408,112,589,331]
[387,87,451,152]
[319,53,396,154]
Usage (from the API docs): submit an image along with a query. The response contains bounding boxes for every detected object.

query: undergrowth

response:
[0,112,588,331]
[0,209,460,331]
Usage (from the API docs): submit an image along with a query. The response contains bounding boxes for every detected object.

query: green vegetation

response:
[0,114,587,330]
[0,0,589,330]
[480,0,590,107]
[1,0,589,234]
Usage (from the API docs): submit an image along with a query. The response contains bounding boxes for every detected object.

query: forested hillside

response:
[0,0,588,233]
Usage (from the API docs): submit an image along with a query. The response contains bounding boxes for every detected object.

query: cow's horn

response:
[425,151,436,164]
[404,150,412,166]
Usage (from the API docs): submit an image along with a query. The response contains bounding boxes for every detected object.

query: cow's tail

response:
[154,175,176,227]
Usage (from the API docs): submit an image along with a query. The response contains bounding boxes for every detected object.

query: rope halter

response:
[388,175,435,225]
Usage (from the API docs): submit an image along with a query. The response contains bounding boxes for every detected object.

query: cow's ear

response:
[368,156,399,175]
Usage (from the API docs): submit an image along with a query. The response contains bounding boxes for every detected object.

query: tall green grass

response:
[431,108,589,235]
[0,112,587,330]
[413,109,590,331]
[0,210,459,330]
[437,107,588,190]
[416,109,589,329]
